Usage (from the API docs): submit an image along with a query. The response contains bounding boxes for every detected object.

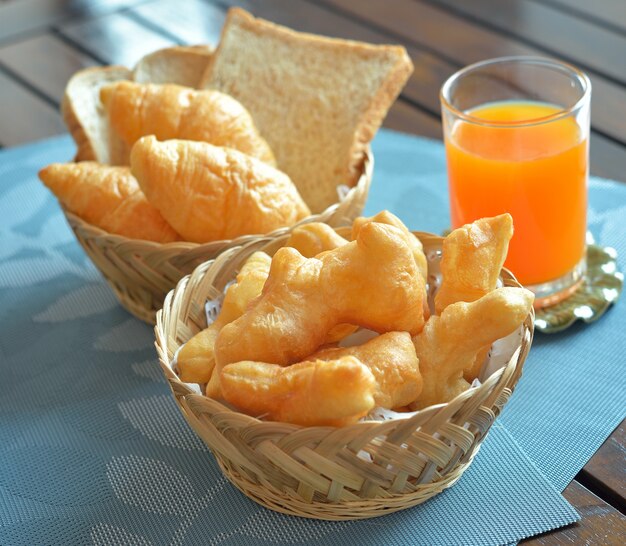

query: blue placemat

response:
[3,129,622,545]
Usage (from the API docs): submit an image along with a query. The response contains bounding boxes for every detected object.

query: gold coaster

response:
[534,243,623,333]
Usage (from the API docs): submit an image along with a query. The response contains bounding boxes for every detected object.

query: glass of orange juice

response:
[441,56,591,308]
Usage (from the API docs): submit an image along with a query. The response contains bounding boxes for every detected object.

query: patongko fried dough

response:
[214,222,425,368]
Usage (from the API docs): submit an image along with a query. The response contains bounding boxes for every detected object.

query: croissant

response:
[38,162,179,243]
[100,81,275,165]
[130,137,311,243]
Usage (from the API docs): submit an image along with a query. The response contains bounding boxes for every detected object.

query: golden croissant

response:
[100,81,275,165]
[312,332,422,409]
[130,137,311,243]
[435,214,514,380]
[220,356,376,426]
[412,287,533,409]
[214,222,425,369]
[38,162,179,243]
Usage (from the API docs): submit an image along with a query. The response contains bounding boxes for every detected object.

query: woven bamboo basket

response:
[155,229,534,520]
[63,151,372,324]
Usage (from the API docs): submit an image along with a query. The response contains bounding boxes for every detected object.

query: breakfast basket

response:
[155,228,534,520]
[63,152,372,324]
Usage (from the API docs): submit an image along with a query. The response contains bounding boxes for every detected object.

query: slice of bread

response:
[62,66,131,164]
[201,8,413,213]
[133,45,213,87]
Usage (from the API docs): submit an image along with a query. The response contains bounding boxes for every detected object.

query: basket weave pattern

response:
[155,231,534,520]
[64,151,373,324]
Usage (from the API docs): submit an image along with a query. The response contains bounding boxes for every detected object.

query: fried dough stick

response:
[435,214,514,380]
[284,223,357,346]
[412,287,533,409]
[215,222,425,368]
[220,357,376,426]
[352,210,428,281]
[435,214,513,313]
[285,222,349,258]
[178,252,272,384]
[312,332,422,409]
[180,225,351,391]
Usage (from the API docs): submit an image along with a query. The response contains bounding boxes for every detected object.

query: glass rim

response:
[440,56,592,128]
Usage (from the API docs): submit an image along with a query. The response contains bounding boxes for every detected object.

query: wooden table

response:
[1,1,624,543]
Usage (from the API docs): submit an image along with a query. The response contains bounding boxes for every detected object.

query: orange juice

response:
[446,101,588,285]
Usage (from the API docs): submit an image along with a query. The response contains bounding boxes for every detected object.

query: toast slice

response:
[133,45,213,87]
[62,66,131,164]
[201,8,413,213]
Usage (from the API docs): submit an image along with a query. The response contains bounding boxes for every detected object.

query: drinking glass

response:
[440,56,591,307]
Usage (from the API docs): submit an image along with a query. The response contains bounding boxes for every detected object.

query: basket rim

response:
[154,229,535,432]
[63,147,374,249]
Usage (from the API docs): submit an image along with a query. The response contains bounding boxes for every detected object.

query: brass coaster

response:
[534,243,623,333]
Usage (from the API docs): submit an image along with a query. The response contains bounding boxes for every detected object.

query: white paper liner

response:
[170,346,203,395]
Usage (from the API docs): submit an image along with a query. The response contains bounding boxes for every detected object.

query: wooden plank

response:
[0,34,98,105]
[589,133,626,182]
[523,481,626,544]
[577,422,625,513]
[538,0,626,35]
[0,0,148,43]
[0,70,65,146]
[323,0,534,61]
[384,100,442,140]
[428,0,626,85]
[322,0,626,147]
[210,0,455,112]
[129,0,225,46]
[57,11,175,68]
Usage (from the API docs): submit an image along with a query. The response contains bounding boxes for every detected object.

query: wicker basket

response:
[154,229,534,520]
[63,151,372,324]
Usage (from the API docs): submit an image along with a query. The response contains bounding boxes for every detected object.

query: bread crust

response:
[62,65,131,164]
[132,45,213,87]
